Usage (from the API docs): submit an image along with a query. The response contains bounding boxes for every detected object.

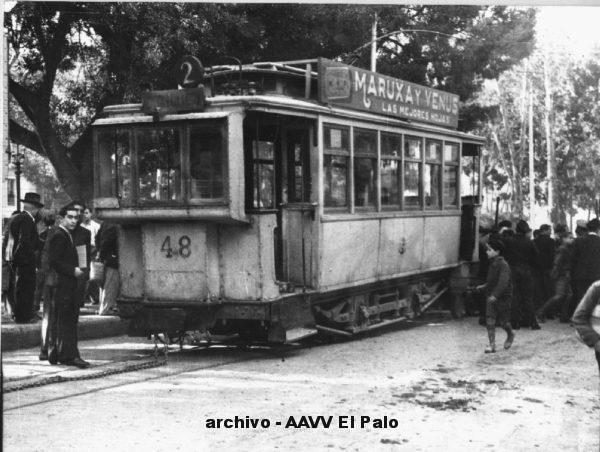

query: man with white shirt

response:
[9,192,43,323]
[81,207,101,251]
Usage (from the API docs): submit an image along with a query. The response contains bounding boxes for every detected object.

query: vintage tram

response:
[92,57,483,343]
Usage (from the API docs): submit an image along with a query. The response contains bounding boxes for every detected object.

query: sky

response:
[536,6,600,57]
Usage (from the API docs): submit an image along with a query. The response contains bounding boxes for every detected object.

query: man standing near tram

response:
[47,204,90,368]
[9,192,43,323]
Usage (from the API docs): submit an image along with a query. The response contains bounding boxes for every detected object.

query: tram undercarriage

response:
[119,268,461,344]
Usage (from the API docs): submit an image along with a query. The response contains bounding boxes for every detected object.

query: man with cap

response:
[511,219,541,329]
[570,218,600,318]
[9,192,43,323]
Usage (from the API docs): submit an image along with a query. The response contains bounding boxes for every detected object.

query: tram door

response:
[244,113,311,285]
[278,124,312,285]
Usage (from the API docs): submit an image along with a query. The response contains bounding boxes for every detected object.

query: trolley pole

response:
[370,13,377,72]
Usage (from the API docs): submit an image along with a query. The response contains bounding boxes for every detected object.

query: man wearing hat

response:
[8,192,43,323]
[510,219,541,330]
[570,218,600,318]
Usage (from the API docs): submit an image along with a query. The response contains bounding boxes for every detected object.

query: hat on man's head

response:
[539,224,551,233]
[587,218,600,232]
[21,192,44,208]
[516,219,532,234]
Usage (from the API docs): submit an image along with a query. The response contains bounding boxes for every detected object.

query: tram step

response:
[285,327,318,343]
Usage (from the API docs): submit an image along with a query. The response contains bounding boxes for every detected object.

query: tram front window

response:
[190,125,224,200]
[97,129,132,201]
[137,128,181,202]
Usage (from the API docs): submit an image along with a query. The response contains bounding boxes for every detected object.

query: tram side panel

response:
[318,215,460,290]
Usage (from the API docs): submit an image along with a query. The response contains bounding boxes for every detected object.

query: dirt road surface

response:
[3,314,599,451]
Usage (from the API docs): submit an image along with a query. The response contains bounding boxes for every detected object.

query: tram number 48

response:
[161,235,192,258]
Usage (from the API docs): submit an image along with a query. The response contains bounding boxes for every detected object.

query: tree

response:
[6,4,536,201]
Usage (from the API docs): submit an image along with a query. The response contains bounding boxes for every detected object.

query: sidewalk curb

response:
[1,316,129,352]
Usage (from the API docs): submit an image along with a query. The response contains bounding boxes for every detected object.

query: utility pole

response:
[529,88,535,221]
[543,58,555,223]
[370,13,377,72]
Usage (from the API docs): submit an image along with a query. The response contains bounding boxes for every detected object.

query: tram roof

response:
[96,94,485,145]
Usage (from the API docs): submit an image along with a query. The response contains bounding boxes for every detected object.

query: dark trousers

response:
[12,264,36,323]
[55,281,81,363]
[40,285,57,354]
[33,270,45,312]
[537,276,572,320]
[596,351,600,374]
[534,271,553,311]
[512,264,538,328]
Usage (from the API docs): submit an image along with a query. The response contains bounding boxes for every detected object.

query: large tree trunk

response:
[9,79,94,203]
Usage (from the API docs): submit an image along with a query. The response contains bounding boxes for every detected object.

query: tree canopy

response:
[6,3,536,201]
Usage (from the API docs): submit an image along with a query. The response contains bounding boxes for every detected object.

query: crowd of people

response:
[473,217,600,354]
[1,193,120,369]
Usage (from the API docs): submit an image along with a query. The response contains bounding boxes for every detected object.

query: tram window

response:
[404,136,422,208]
[97,129,132,200]
[444,142,460,207]
[354,129,377,208]
[252,140,275,209]
[190,126,224,199]
[137,128,181,203]
[380,133,401,208]
[425,140,442,209]
[324,125,349,208]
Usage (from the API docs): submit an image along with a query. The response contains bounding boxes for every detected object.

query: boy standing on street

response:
[476,239,515,353]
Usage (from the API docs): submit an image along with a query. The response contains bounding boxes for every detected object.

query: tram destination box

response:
[142,87,206,116]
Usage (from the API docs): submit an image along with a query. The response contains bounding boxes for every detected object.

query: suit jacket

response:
[10,211,39,267]
[571,233,600,281]
[48,227,78,290]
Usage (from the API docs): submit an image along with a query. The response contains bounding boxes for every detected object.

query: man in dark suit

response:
[9,192,43,323]
[47,204,90,368]
[570,218,600,318]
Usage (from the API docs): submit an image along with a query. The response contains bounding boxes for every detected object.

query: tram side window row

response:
[95,121,226,205]
[323,124,460,212]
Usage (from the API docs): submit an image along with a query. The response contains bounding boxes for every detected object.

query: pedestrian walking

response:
[570,218,600,318]
[97,222,120,316]
[536,230,574,323]
[475,239,515,353]
[510,220,541,330]
[572,280,600,374]
[9,193,43,323]
[47,204,90,368]
[81,206,101,305]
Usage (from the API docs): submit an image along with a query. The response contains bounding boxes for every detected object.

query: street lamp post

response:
[6,142,25,212]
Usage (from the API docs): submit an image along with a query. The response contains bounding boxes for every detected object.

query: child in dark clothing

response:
[476,239,515,353]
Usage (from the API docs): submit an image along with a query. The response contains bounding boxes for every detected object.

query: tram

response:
[92,57,484,343]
